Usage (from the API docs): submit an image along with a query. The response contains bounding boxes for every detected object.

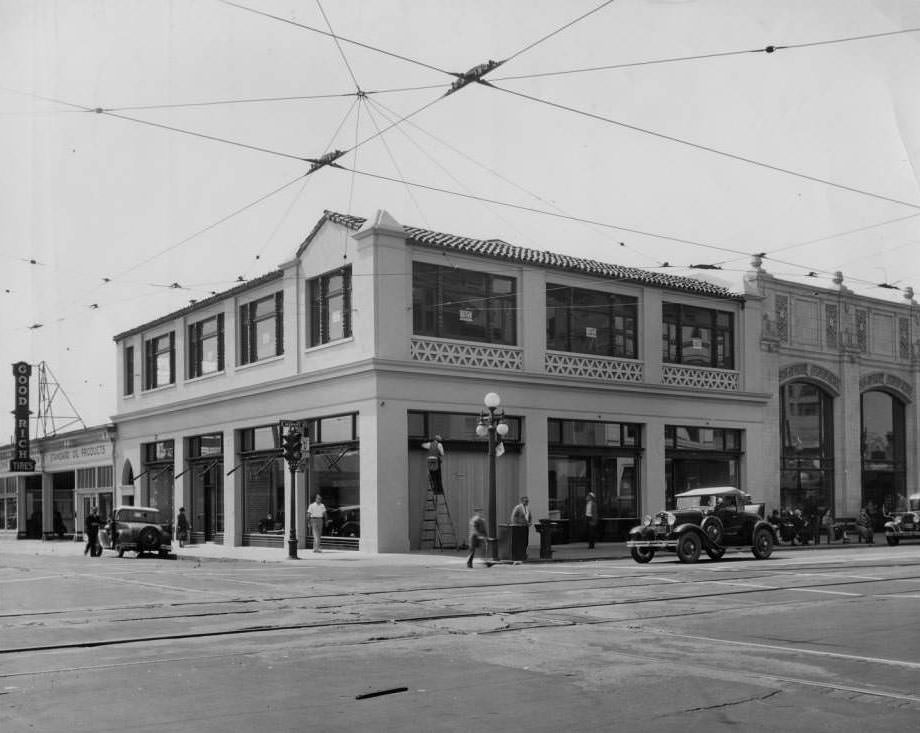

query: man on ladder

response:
[422,435,445,492]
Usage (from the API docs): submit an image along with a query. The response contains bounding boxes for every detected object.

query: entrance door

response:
[192,462,223,541]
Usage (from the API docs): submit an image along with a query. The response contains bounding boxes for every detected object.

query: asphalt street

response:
[2,541,919,732]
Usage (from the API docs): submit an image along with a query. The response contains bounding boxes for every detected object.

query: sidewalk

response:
[1,533,884,567]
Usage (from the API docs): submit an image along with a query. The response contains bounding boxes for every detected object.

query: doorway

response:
[191,461,223,542]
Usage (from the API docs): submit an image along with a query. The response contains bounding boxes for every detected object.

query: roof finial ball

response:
[833,271,844,287]
[905,286,915,302]
[751,254,763,271]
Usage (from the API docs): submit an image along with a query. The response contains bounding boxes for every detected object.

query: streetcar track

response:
[2,560,918,623]
[2,568,916,656]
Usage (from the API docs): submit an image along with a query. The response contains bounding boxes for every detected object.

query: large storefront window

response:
[662,303,734,369]
[780,381,834,519]
[412,261,516,345]
[1,477,17,531]
[548,419,642,542]
[187,433,224,541]
[143,440,175,524]
[665,426,741,508]
[861,390,906,527]
[546,284,637,358]
[304,414,360,539]
[240,426,284,537]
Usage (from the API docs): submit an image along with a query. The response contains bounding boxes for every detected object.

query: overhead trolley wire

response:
[219,0,453,77]
[315,0,362,92]
[504,0,617,64]
[492,26,920,82]
[488,84,920,212]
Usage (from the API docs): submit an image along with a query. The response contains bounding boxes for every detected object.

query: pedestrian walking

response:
[585,491,598,549]
[307,494,327,552]
[510,496,533,561]
[466,507,489,568]
[84,507,101,557]
[176,507,190,548]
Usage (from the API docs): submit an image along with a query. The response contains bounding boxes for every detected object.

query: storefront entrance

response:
[191,460,223,542]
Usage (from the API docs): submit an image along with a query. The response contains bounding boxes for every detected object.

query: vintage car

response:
[327,505,360,538]
[884,493,920,546]
[626,486,776,563]
[99,505,173,558]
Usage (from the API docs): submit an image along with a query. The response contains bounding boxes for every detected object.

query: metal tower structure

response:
[35,361,86,438]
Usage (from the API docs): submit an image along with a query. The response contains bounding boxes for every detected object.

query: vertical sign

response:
[10,361,36,472]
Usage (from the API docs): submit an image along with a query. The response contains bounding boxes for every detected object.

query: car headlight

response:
[665,512,676,527]
[642,515,653,527]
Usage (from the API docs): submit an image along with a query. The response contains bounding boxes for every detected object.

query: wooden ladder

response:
[420,486,458,550]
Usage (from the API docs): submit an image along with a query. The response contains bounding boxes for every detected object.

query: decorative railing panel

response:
[661,364,739,391]
[410,337,523,370]
[545,352,643,383]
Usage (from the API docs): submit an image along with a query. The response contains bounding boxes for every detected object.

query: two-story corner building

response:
[747,258,919,530]
[110,209,774,554]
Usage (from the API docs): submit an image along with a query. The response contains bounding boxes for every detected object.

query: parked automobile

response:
[99,505,173,558]
[327,505,360,538]
[626,486,776,564]
[884,493,920,546]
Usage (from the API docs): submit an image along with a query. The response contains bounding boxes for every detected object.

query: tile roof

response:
[319,209,740,299]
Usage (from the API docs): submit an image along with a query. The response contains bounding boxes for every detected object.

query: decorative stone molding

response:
[545,352,643,382]
[855,308,868,353]
[775,295,789,343]
[899,317,910,360]
[825,303,839,350]
[661,364,739,391]
[778,362,840,394]
[410,337,523,370]
[859,371,913,401]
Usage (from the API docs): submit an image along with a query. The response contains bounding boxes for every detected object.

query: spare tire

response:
[138,526,161,553]
[701,516,724,546]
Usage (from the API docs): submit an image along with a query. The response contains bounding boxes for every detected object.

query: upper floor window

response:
[188,314,225,378]
[546,284,637,358]
[412,261,516,345]
[144,332,175,390]
[309,266,351,346]
[240,292,283,365]
[124,345,135,396]
[662,303,734,369]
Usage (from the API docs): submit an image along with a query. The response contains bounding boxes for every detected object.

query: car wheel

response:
[630,546,655,564]
[138,526,161,553]
[701,516,723,546]
[117,545,125,558]
[676,532,701,563]
[706,546,726,561]
[886,534,899,546]
[751,527,774,559]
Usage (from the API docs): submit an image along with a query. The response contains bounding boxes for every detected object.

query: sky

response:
[2,0,919,435]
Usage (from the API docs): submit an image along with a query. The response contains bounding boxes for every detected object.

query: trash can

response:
[537,519,556,559]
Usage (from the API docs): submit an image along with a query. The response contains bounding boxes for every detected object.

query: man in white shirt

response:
[307,494,327,552]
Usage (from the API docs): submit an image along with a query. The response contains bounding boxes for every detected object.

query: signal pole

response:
[280,421,308,559]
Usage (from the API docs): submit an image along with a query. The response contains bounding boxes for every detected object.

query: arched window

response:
[861,390,907,525]
[780,381,834,519]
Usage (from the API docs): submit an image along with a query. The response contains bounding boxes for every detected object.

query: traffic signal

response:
[282,429,303,467]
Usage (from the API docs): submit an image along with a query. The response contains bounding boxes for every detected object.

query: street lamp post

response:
[476,392,509,562]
